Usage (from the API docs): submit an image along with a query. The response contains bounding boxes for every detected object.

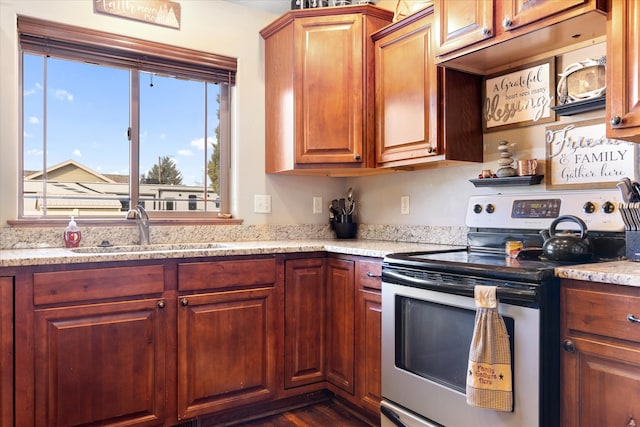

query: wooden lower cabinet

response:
[561,279,640,427]
[34,298,167,427]
[177,287,278,419]
[326,258,356,394]
[0,277,13,427]
[284,257,326,388]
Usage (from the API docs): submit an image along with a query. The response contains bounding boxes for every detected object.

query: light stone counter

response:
[555,261,640,287]
[0,240,463,268]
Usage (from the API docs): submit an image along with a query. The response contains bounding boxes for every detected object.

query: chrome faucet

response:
[125,204,150,245]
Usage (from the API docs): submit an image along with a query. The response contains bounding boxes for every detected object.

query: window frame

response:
[17,16,235,221]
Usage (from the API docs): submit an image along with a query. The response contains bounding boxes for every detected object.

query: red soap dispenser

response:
[64,216,81,248]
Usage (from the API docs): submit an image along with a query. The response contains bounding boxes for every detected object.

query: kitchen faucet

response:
[125,204,150,245]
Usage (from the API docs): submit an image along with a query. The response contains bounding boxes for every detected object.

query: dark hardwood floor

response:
[238,401,377,427]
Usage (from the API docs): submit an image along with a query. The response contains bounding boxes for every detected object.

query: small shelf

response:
[551,96,605,116]
[469,174,544,187]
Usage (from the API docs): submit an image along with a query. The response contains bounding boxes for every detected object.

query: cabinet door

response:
[0,277,12,427]
[561,337,640,427]
[496,0,587,34]
[34,298,167,427]
[355,289,381,416]
[294,14,365,165]
[284,258,326,388]
[326,258,355,393]
[177,288,277,419]
[607,0,640,143]
[374,9,437,167]
[435,0,493,55]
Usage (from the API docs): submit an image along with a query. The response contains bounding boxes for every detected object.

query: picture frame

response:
[545,118,638,190]
[94,0,181,29]
[483,58,556,133]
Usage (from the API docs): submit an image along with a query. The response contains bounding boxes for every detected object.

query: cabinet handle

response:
[502,17,513,28]
[562,339,576,353]
[481,27,490,36]
[628,314,640,324]
[628,417,637,427]
[366,272,382,278]
[180,298,189,307]
[611,115,622,126]
[157,299,166,309]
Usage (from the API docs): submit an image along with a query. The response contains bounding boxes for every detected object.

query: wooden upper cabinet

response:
[261,6,393,175]
[374,7,438,167]
[496,0,588,34]
[372,7,482,168]
[606,0,640,143]
[435,0,494,56]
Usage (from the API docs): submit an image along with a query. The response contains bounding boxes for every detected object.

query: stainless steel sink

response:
[71,242,228,254]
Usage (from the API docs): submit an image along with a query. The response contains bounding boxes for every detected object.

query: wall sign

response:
[545,118,638,190]
[483,59,555,132]
[94,0,181,29]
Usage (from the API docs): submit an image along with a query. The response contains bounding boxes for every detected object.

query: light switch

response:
[313,196,323,214]
[401,196,410,215]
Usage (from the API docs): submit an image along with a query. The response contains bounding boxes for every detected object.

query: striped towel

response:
[466,285,513,411]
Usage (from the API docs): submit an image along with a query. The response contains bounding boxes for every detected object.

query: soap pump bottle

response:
[64,216,82,248]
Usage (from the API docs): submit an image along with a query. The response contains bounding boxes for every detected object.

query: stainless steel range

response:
[381,191,626,427]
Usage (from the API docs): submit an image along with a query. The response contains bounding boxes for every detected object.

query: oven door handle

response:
[381,405,410,427]
[383,270,537,303]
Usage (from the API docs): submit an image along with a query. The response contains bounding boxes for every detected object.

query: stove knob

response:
[583,201,596,214]
[473,204,483,214]
[485,204,495,214]
[602,201,615,214]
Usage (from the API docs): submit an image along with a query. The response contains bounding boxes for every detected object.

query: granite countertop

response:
[0,240,463,268]
[555,261,640,287]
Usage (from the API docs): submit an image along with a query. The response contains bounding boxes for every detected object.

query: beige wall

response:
[0,1,610,230]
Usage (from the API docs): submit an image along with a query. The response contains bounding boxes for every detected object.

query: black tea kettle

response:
[539,215,592,262]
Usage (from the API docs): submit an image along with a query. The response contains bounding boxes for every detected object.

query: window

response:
[18,16,235,219]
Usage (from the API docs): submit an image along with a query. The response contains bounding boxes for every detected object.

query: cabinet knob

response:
[628,418,637,427]
[157,299,166,309]
[481,27,490,36]
[354,154,361,161]
[180,298,189,307]
[611,115,622,126]
[562,339,576,353]
[502,17,513,28]
[628,314,640,324]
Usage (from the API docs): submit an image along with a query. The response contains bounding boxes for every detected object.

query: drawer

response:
[564,287,640,343]
[357,259,382,291]
[178,258,276,291]
[34,265,165,305]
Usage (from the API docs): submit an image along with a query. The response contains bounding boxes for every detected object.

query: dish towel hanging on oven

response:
[466,285,513,411]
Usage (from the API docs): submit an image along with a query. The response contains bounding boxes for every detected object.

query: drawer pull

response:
[628,314,640,324]
[627,417,637,427]
[157,300,166,309]
[181,298,189,307]
[366,272,382,278]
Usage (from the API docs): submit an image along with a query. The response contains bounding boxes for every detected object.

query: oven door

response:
[382,281,541,427]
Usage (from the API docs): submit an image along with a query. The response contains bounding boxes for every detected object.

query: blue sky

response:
[22,54,219,186]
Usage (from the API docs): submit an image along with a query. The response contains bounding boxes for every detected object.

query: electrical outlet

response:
[313,196,323,214]
[254,194,272,213]
[401,196,410,215]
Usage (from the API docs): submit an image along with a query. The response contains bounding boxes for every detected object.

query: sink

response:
[71,242,228,254]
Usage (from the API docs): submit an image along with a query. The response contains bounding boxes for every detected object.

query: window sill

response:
[7,217,243,228]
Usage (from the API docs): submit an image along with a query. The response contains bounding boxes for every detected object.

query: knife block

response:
[334,222,357,239]
[626,231,640,261]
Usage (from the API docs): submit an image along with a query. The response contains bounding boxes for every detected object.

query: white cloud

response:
[24,131,33,138]
[190,136,216,151]
[25,148,43,156]
[160,133,167,140]
[55,89,74,102]
[29,116,40,124]
[177,149,193,156]
[73,149,82,157]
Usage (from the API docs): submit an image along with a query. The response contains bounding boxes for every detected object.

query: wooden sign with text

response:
[483,59,555,132]
[94,0,181,29]
[545,119,638,189]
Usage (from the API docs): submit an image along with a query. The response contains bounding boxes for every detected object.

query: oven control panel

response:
[467,191,624,231]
